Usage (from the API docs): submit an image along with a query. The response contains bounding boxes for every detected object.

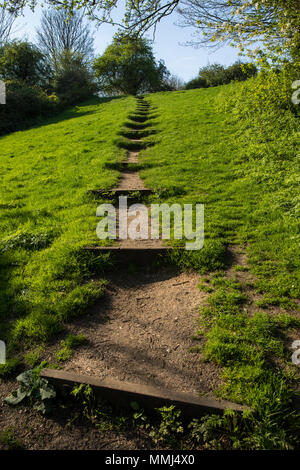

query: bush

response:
[0,40,49,85]
[225,62,257,83]
[185,77,208,89]
[0,80,59,135]
[54,51,97,105]
[221,63,300,135]
[94,34,170,95]
[185,62,257,90]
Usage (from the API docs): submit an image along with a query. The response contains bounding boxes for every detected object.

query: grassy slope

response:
[0,95,135,364]
[142,86,299,308]
[0,84,299,448]
[139,86,300,447]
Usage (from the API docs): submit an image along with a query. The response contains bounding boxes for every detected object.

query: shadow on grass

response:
[0,95,127,138]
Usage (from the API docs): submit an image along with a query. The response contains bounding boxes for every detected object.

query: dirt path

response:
[112,150,145,190]
[62,268,221,396]
[61,98,222,398]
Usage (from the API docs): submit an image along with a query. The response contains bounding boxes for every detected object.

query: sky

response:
[11,4,240,82]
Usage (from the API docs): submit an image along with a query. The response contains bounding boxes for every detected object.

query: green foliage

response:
[5,367,56,414]
[0,80,59,135]
[150,406,184,446]
[0,428,24,450]
[0,358,20,377]
[53,50,97,105]
[93,34,170,95]
[187,407,299,450]
[25,347,44,367]
[70,383,96,419]
[185,77,208,90]
[178,0,300,65]
[55,334,87,362]
[185,62,257,90]
[0,40,48,84]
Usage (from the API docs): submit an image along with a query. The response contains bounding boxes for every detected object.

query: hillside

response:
[0,96,135,349]
[0,82,299,450]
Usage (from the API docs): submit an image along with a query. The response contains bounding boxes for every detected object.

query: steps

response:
[85,97,167,265]
[40,368,250,419]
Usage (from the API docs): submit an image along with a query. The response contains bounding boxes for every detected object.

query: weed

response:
[55,334,87,362]
[150,406,184,447]
[25,347,44,367]
[0,428,24,450]
[5,366,56,414]
[0,358,21,377]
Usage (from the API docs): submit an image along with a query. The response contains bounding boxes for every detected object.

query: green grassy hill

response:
[0,95,135,353]
[0,81,299,449]
[141,85,299,307]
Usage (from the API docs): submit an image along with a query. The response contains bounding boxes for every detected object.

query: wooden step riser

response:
[84,247,179,265]
[40,369,249,419]
[87,189,154,201]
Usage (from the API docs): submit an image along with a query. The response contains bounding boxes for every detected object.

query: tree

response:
[0,41,49,85]
[0,7,15,45]
[225,61,257,82]
[93,34,170,95]
[185,61,257,89]
[185,76,208,90]
[2,1,299,63]
[53,50,97,104]
[163,74,185,91]
[177,0,300,63]
[36,8,94,73]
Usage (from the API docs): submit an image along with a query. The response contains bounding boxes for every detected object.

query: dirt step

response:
[40,369,250,419]
[87,188,154,200]
[83,246,181,265]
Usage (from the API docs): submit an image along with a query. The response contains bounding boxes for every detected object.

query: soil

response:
[62,267,221,396]
[0,378,161,450]
[114,148,164,248]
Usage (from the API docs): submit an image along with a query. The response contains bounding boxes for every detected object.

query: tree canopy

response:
[36,8,94,73]
[93,34,170,95]
[1,1,299,66]
[0,40,49,84]
[178,0,300,64]
[0,7,15,45]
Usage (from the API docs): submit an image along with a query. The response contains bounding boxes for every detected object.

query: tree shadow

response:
[0,95,127,138]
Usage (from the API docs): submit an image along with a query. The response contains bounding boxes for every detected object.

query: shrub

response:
[53,50,97,105]
[185,62,257,90]
[0,40,49,85]
[185,77,208,89]
[0,80,59,135]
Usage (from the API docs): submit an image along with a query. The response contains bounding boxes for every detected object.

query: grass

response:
[0,95,135,371]
[193,274,300,449]
[0,427,24,450]
[55,334,87,362]
[0,81,299,449]
[138,85,300,448]
[141,86,300,307]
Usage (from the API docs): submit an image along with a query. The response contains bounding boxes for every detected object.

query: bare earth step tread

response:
[84,246,179,251]
[40,368,250,416]
[88,189,153,195]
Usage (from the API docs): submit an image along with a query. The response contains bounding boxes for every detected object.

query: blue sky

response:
[11,4,240,82]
